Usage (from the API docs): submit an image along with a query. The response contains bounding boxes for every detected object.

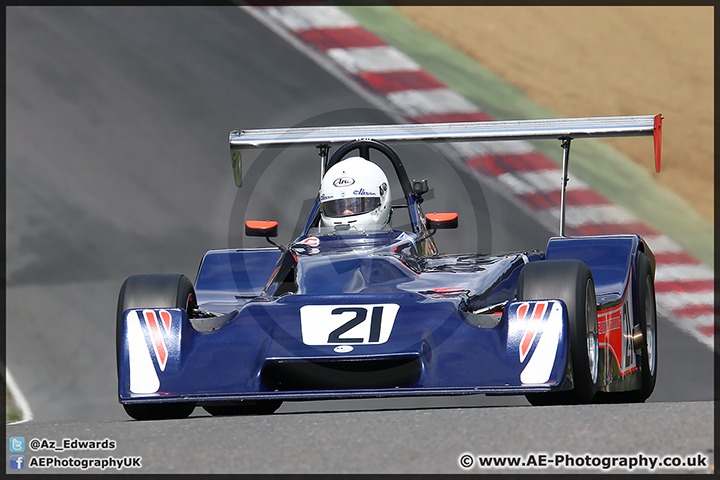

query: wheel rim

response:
[645,276,656,375]
[585,280,598,385]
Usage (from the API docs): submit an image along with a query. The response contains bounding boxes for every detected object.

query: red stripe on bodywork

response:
[355,70,445,95]
[429,287,465,293]
[143,311,168,370]
[597,308,622,337]
[597,280,637,376]
[297,26,387,50]
[597,307,636,376]
[159,310,172,331]
[519,302,547,362]
[517,303,529,320]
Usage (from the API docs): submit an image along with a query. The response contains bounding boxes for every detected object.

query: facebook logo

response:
[9,437,25,452]
[9,455,25,470]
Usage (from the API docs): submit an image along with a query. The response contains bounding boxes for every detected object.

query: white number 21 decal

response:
[300,304,400,345]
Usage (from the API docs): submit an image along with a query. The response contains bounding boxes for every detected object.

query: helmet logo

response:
[352,188,377,196]
[333,177,355,187]
[379,182,388,196]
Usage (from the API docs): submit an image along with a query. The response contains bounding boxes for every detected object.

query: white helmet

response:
[319,156,391,230]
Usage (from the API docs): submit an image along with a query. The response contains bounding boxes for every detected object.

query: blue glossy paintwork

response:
[195,248,281,313]
[545,235,640,305]
[119,215,574,401]
[118,295,569,402]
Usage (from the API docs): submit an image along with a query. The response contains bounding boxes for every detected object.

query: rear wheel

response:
[202,400,283,417]
[116,273,198,420]
[594,252,657,403]
[632,252,658,401]
[519,260,599,405]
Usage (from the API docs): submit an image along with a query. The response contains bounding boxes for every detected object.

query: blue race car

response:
[117,115,662,420]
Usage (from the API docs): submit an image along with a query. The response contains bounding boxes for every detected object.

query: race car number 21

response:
[300,304,400,345]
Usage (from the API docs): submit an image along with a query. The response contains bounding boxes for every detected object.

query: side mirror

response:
[412,178,429,195]
[245,220,279,238]
[425,213,458,230]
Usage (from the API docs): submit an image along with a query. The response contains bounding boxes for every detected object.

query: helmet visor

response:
[321,196,381,218]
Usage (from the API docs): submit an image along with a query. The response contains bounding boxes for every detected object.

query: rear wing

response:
[229,114,662,235]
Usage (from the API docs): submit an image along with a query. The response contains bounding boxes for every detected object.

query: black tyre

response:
[202,400,283,417]
[116,273,198,420]
[518,259,599,405]
[123,402,197,421]
[631,252,658,401]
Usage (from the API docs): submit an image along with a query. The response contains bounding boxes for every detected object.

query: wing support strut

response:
[317,144,329,181]
[559,137,572,237]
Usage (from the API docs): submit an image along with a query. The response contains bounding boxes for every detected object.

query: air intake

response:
[261,355,422,391]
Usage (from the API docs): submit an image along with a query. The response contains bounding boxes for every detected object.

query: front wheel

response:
[123,402,196,421]
[519,259,599,405]
[202,401,282,416]
[116,273,198,420]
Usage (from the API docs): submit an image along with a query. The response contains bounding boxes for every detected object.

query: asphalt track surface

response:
[6,6,715,474]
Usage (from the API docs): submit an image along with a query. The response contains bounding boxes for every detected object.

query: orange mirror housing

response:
[245,220,279,238]
[425,213,458,230]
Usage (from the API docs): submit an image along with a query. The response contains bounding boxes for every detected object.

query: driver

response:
[319,156,391,230]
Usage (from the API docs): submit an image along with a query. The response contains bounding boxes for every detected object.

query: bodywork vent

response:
[261,355,422,391]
